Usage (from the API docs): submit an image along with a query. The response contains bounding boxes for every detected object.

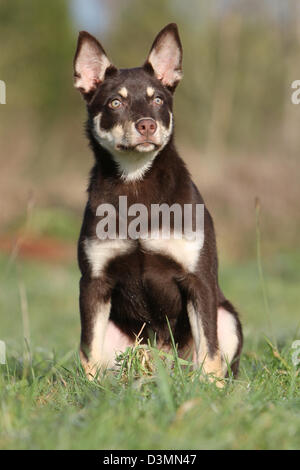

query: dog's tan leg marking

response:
[80,350,98,379]
[80,301,111,380]
[187,301,224,387]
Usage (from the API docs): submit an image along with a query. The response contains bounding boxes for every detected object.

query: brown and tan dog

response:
[73,24,243,384]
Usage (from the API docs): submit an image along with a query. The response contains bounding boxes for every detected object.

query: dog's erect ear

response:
[144,23,183,91]
[73,31,115,101]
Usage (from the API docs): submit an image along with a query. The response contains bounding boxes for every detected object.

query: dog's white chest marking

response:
[84,235,203,277]
[141,237,202,272]
[84,238,135,278]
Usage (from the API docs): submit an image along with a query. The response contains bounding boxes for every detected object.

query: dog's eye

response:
[153,97,163,106]
[109,99,122,109]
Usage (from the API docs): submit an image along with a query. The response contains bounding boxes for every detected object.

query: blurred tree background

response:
[0,0,299,260]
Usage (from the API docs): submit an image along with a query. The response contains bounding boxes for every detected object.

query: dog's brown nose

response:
[135,118,157,136]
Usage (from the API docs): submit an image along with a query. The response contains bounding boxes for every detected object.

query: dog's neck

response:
[87,127,176,183]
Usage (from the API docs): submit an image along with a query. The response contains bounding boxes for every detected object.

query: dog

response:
[73,23,243,384]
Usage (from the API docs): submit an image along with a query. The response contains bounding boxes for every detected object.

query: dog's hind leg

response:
[187,300,223,385]
[184,276,224,386]
[217,300,243,377]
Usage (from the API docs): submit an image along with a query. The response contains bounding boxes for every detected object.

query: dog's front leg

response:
[79,276,111,380]
[186,281,224,386]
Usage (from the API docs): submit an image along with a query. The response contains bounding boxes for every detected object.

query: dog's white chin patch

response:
[115,149,159,182]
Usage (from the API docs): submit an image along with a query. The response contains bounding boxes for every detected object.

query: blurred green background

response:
[0,0,299,353]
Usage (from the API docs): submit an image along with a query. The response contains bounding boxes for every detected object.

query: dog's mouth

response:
[117,142,160,152]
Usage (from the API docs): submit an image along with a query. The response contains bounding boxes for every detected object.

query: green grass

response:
[0,251,300,450]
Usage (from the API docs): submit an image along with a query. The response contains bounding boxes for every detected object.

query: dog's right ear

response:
[73,31,115,101]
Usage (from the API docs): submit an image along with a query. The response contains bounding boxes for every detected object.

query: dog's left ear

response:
[144,23,183,91]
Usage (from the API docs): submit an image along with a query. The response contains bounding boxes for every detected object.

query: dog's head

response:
[73,24,183,180]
